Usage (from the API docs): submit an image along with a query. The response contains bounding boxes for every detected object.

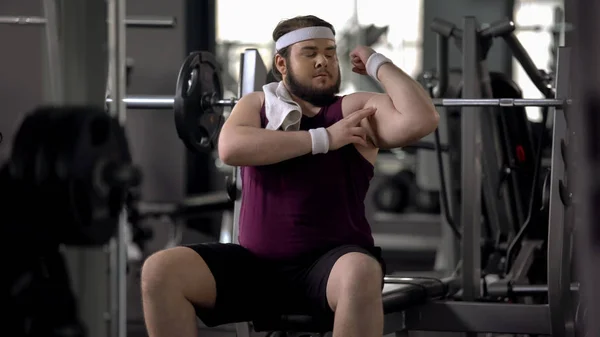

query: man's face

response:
[281,38,341,107]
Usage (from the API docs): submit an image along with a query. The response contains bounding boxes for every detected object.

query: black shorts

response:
[185,243,385,327]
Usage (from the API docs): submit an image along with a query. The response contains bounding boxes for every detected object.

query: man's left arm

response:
[347,50,439,149]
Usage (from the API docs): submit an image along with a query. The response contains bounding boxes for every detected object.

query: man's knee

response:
[141,246,216,307]
[336,252,383,291]
[327,252,383,309]
[141,247,187,294]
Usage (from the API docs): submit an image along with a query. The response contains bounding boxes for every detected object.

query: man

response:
[141,15,438,337]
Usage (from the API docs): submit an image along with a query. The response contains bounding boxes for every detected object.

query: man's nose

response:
[315,54,328,67]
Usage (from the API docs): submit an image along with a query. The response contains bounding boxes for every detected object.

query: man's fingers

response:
[352,67,367,75]
[351,135,369,147]
[351,60,365,68]
[350,126,367,137]
[348,107,376,123]
[352,65,367,73]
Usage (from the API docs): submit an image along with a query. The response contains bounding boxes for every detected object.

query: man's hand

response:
[349,45,376,75]
[326,107,376,150]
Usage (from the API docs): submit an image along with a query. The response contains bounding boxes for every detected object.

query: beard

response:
[285,65,341,107]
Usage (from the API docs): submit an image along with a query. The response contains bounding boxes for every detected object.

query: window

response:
[216,0,424,96]
[357,0,423,78]
[512,0,564,121]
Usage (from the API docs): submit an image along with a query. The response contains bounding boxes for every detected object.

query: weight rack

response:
[395,16,574,336]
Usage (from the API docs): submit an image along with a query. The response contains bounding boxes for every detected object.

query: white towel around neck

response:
[262,81,303,131]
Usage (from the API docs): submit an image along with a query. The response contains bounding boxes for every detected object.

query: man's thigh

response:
[184,243,286,327]
[282,245,386,316]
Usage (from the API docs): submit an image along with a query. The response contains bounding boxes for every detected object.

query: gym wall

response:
[0,0,187,228]
[0,1,44,166]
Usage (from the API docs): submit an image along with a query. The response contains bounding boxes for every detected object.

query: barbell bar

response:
[431,98,569,107]
[107,50,572,155]
[105,95,239,110]
[0,15,177,28]
[105,96,568,110]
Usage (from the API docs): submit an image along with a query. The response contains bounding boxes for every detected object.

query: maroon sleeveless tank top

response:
[238,96,375,260]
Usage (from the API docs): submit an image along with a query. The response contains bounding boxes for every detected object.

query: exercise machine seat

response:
[252,277,454,333]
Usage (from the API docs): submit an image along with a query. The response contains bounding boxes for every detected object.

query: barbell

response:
[105,51,240,154]
[109,96,567,109]
[104,49,569,155]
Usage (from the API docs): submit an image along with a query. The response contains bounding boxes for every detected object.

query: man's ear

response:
[275,54,287,77]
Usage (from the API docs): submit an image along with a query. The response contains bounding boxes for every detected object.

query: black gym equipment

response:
[2,106,141,337]
[126,190,234,253]
[432,17,551,251]
[429,16,555,289]
[132,192,233,221]
[174,51,233,153]
[105,50,241,154]
[4,106,140,246]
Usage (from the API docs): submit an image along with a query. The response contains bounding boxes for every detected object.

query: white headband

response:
[275,26,335,52]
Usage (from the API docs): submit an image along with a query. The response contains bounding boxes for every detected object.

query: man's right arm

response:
[217,92,312,166]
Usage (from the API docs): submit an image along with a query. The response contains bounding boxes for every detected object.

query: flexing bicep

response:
[364,93,432,149]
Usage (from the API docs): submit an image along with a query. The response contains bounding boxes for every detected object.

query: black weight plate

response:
[9,106,133,246]
[6,108,63,246]
[52,107,132,246]
[174,51,225,153]
[9,108,57,183]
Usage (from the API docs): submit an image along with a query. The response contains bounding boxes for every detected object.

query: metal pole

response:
[106,95,568,111]
[0,15,177,28]
[42,0,64,103]
[431,98,566,107]
[120,16,177,28]
[105,96,239,109]
[107,0,127,336]
[460,16,482,303]
[106,96,175,109]
[546,47,574,337]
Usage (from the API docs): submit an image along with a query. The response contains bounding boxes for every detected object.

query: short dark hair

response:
[271,15,336,81]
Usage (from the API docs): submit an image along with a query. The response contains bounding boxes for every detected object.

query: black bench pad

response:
[252,277,452,333]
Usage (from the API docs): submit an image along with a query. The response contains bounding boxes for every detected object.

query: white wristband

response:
[366,52,392,81]
[308,128,329,155]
